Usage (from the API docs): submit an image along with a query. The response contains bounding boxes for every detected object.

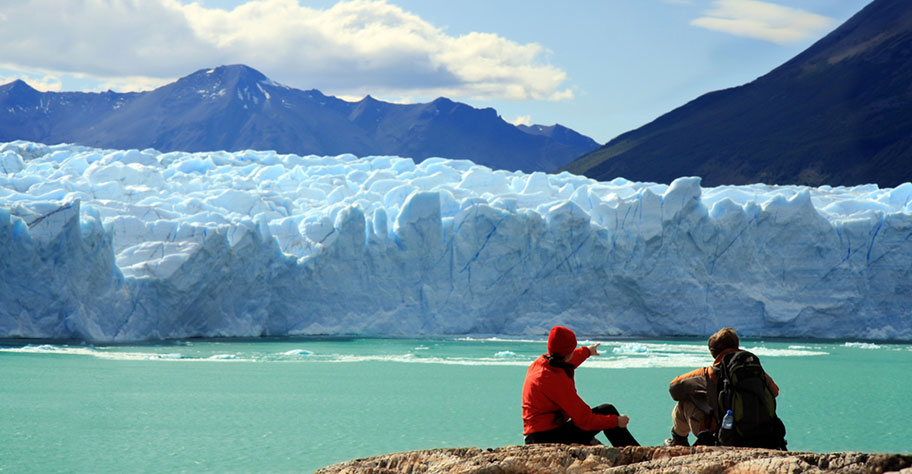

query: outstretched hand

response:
[587,343,601,356]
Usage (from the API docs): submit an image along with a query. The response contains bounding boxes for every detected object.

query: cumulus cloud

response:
[92,75,175,93]
[0,66,63,92]
[691,0,834,45]
[0,62,169,93]
[509,115,533,126]
[0,0,571,101]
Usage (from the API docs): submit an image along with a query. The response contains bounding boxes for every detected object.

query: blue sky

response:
[0,0,872,143]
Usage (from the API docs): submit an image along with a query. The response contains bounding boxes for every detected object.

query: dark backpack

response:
[714,350,787,450]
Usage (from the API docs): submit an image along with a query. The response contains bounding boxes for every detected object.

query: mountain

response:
[0,65,599,173]
[563,0,912,187]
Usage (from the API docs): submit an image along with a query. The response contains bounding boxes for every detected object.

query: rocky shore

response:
[315,445,912,473]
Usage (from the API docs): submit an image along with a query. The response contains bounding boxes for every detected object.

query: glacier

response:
[1,140,911,342]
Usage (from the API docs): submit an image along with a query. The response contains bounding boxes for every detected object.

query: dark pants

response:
[524,404,640,447]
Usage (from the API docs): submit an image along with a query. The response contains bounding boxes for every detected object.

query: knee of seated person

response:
[592,404,619,415]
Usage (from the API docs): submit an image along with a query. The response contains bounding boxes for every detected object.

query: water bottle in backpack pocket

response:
[721,409,734,430]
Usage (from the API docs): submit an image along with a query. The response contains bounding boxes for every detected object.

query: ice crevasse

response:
[1,141,911,342]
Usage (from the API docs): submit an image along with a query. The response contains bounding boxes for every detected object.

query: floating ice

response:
[1,339,834,369]
[612,343,650,354]
[844,342,881,349]
[1,141,911,342]
[209,354,237,360]
[741,346,829,357]
[284,349,313,356]
[147,353,183,360]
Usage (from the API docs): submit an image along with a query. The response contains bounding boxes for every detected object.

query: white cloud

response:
[691,0,834,45]
[0,63,168,93]
[92,75,173,93]
[0,74,61,92]
[0,64,64,91]
[0,0,572,101]
[510,115,533,126]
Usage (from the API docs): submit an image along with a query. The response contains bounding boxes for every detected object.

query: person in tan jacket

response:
[665,327,779,446]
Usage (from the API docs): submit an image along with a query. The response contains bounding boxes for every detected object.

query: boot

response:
[664,429,690,447]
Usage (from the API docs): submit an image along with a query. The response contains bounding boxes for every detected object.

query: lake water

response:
[2,337,910,473]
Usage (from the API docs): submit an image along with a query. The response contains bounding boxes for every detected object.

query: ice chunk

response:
[613,343,649,354]
[284,349,313,356]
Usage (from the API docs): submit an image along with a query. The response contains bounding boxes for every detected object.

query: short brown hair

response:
[708,327,739,358]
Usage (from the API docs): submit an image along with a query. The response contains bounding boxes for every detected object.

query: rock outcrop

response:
[315,445,912,474]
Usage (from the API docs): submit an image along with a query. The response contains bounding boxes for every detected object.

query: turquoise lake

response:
[2,337,910,473]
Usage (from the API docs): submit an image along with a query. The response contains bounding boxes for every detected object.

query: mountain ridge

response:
[0,64,599,173]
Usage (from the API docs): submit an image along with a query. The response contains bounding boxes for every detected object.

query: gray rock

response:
[315,445,912,474]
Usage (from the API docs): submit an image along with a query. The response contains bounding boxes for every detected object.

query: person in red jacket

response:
[522,325,639,446]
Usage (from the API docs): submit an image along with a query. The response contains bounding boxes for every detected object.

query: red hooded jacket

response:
[521,346,618,435]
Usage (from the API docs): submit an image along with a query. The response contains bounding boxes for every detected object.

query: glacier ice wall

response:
[1,141,911,341]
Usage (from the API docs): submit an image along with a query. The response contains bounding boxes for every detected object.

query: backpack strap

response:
[716,351,736,418]
[707,368,722,428]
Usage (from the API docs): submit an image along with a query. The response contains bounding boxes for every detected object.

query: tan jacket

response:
[668,347,779,432]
